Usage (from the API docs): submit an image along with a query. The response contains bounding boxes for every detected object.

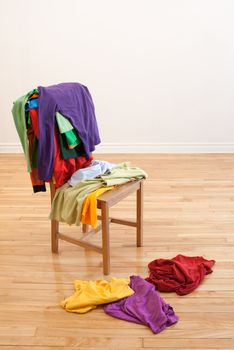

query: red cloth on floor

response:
[146,254,215,295]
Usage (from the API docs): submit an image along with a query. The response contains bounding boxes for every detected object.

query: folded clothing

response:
[61,277,134,313]
[146,254,215,295]
[68,160,116,186]
[104,275,178,333]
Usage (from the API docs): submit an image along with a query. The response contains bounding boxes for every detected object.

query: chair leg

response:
[82,224,89,233]
[136,181,143,247]
[51,219,59,253]
[101,202,110,275]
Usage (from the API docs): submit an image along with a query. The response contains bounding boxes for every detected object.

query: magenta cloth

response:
[103,275,178,333]
[146,254,215,295]
[38,82,101,180]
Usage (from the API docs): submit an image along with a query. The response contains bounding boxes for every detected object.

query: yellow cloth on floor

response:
[60,277,134,313]
[81,186,114,228]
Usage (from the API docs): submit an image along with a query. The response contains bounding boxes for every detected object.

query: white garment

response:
[68,160,116,186]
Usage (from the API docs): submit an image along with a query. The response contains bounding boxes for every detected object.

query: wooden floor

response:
[0,154,234,350]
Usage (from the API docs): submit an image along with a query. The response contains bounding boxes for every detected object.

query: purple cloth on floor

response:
[38,82,101,180]
[103,275,178,334]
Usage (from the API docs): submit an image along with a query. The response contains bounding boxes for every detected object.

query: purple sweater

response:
[104,276,179,333]
[38,82,101,180]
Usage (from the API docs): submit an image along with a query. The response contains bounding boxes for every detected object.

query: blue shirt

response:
[68,160,116,186]
[25,98,39,111]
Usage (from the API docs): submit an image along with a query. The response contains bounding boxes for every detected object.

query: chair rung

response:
[110,217,137,227]
[58,233,102,253]
[96,215,137,227]
[80,223,102,241]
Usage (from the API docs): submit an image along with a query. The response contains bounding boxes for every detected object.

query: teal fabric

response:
[12,88,38,172]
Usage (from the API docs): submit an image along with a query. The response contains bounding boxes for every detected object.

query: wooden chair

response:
[50,179,143,275]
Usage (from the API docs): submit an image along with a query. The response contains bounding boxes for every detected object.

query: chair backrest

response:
[50,182,56,204]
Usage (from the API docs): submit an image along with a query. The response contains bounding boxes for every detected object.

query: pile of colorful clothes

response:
[12,82,101,192]
[50,161,147,227]
[61,255,215,334]
[12,82,147,228]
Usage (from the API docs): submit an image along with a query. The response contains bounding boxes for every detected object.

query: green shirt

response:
[56,111,82,150]
[12,88,38,172]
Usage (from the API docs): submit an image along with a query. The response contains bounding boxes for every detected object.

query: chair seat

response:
[97,180,142,208]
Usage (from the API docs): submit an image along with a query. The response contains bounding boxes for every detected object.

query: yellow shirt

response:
[61,277,134,313]
[81,186,114,228]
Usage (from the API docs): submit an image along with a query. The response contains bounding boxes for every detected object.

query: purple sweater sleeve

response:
[38,87,57,180]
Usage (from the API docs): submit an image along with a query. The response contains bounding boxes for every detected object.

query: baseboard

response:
[95,143,234,153]
[0,143,23,153]
[1,142,234,153]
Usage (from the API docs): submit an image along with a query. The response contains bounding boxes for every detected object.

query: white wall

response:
[0,0,234,153]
